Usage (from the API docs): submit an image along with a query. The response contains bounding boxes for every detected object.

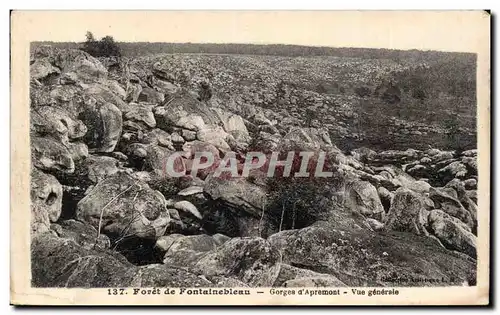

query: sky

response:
[12,10,489,53]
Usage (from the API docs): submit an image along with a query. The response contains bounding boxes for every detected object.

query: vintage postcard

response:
[10,10,490,306]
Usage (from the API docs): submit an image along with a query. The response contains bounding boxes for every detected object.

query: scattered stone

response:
[173,200,202,219]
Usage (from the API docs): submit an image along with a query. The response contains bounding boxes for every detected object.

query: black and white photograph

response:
[10,10,490,306]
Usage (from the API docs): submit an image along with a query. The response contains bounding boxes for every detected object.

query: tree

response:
[81,32,122,57]
[85,31,95,42]
[99,36,122,57]
[82,31,98,56]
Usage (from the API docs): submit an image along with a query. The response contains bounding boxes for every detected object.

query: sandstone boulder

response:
[50,219,111,250]
[124,103,156,129]
[268,222,476,286]
[191,237,282,287]
[30,168,63,236]
[384,188,429,236]
[31,136,75,173]
[344,180,385,221]
[31,232,218,288]
[429,187,474,229]
[204,175,267,217]
[140,128,174,149]
[76,172,171,240]
[31,106,87,144]
[428,210,477,258]
[80,101,122,153]
[162,234,219,266]
[84,155,120,183]
[31,46,107,84]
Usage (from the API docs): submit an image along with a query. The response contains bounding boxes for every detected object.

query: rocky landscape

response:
[29,45,478,288]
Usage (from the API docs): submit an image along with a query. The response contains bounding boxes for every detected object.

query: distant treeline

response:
[31,41,476,63]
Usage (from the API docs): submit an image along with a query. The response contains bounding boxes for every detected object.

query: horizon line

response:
[30,41,477,55]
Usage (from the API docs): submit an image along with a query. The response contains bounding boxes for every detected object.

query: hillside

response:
[132,52,476,151]
[32,41,476,151]
[29,45,478,288]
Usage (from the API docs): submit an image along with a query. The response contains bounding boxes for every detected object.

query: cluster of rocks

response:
[143,53,476,152]
[344,146,478,257]
[29,46,477,288]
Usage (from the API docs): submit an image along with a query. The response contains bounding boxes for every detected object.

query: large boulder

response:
[30,168,63,236]
[191,237,282,287]
[80,101,122,153]
[50,219,111,250]
[47,84,81,106]
[427,150,455,163]
[211,108,250,144]
[76,172,171,240]
[31,105,87,144]
[393,171,431,194]
[31,232,219,288]
[445,179,478,226]
[156,235,281,287]
[125,83,142,103]
[344,180,385,220]
[83,155,120,183]
[406,164,430,179]
[30,58,60,81]
[161,234,219,266]
[126,264,215,287]
[154,80,180,96]
[67,142,89,162]
[253,132,282,152]
[351,147,377,163]
[31,46,108,84]
[428,210,477,258]
[268,221,476,286]
[173,200,202,219]
[125,143,184,176]
[83,83,129,112]
[204,175,267,217]
[437,161,468,183]
[181,140,221,179]
[384,188,429,236]
[140,128,175,150]
[102,79,127,100]
[461,156,478,176]
[31,136,75,173]
[31,232,134,287]
[124,103,156,129]
[156,92,220,131]
[138,87,165,104]
[429,187,474,229]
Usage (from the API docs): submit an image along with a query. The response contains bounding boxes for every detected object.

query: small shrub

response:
[81,32,122,58]
[264,146,343,231]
